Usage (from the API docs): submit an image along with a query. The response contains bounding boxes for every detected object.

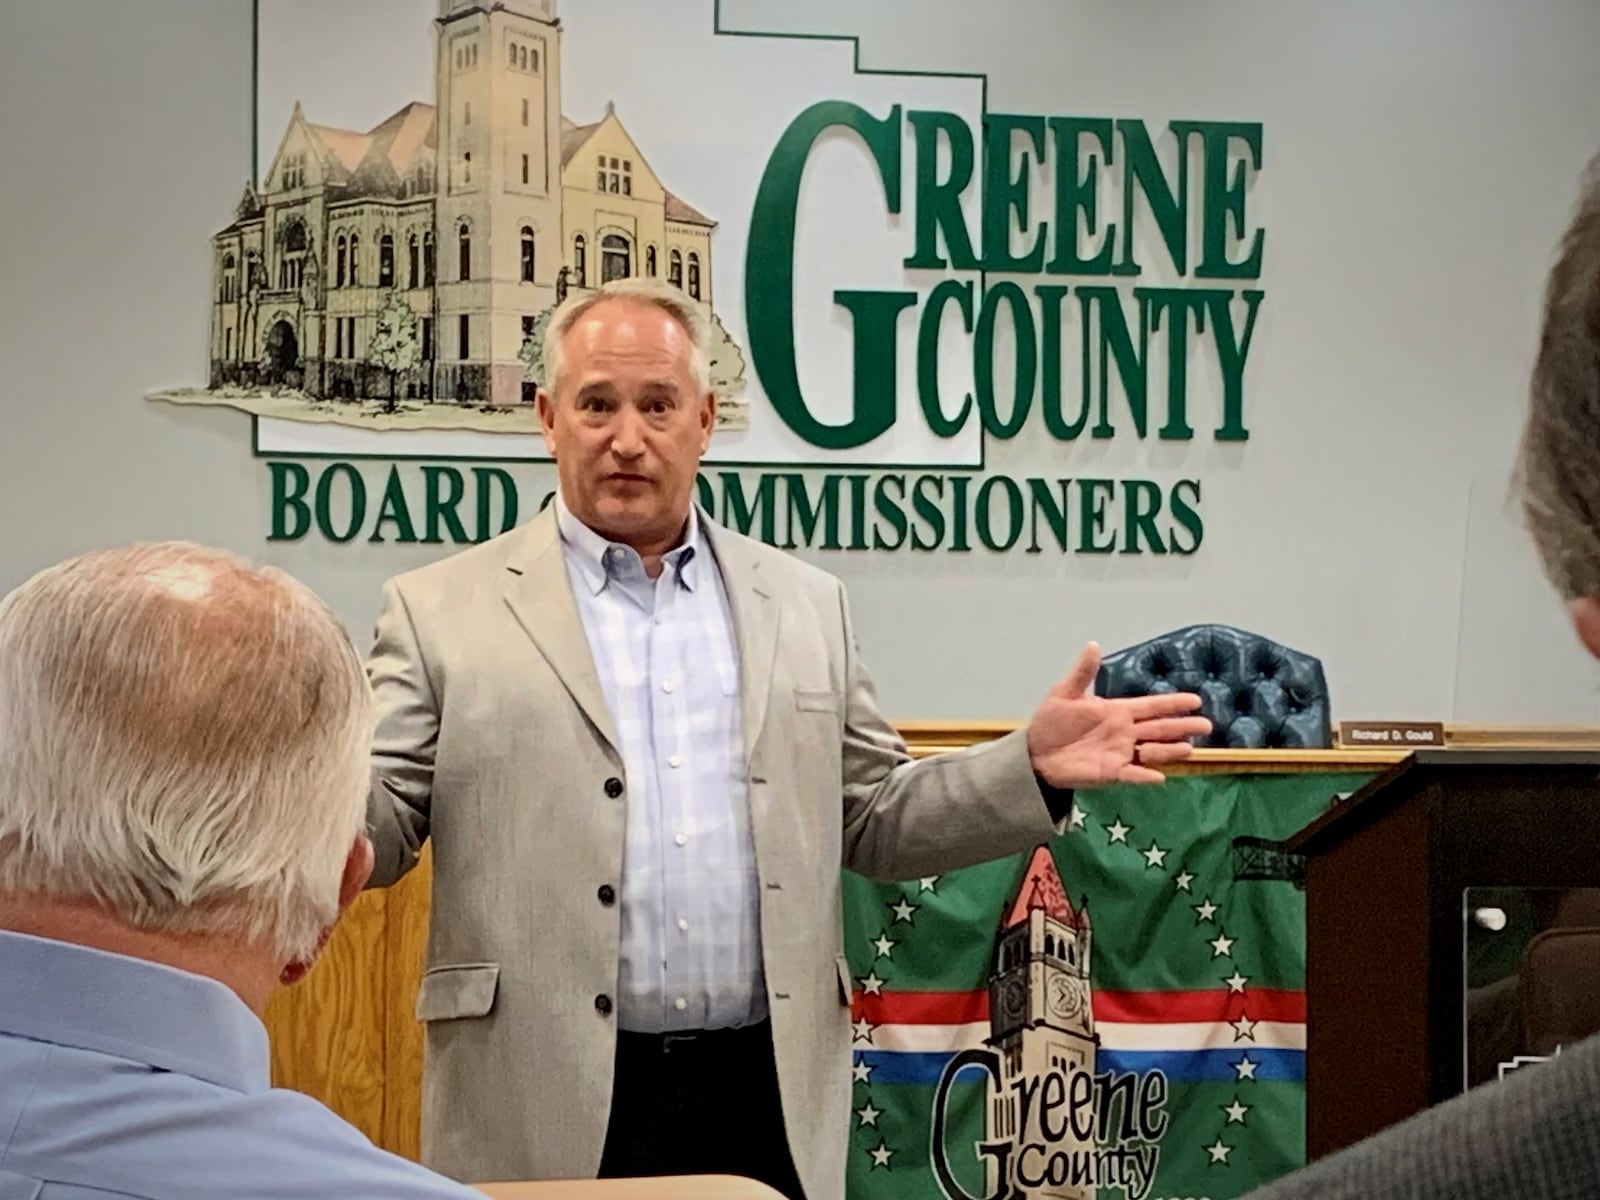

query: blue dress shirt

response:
[0,929,480,1200]
[553,495,766,1034]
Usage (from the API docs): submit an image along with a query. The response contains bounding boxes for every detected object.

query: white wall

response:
[5,0,1600,725]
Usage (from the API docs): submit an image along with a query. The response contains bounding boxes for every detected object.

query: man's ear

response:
[1570,597,1600,660]
[537,387,559,456]
[339,834,375,913]
[278,836,374,988]
[701,388,717,452]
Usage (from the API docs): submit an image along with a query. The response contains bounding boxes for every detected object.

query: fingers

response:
[1051,642,1102,700]
[1134,740,1196,766]
[1132,716,1213,744]
[1121,691,1206,720]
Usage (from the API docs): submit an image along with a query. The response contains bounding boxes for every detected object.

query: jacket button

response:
[604,777,624,798]
[595,993,613,1015]
[598,884,616,906]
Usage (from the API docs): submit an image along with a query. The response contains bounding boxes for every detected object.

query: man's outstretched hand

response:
[1026,642,1212,787]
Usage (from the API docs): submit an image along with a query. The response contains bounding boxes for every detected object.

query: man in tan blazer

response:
[364,277,1210,1200]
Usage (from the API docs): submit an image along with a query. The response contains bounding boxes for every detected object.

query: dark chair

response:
[1095,623,1332,749]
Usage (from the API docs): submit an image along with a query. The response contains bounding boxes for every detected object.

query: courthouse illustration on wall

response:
[210,0,715,408]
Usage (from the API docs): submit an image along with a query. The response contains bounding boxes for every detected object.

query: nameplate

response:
[1338,720,1446,748]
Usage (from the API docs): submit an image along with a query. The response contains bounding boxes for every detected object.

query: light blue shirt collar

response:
[552,490,702,595]
[0,928,270,1094]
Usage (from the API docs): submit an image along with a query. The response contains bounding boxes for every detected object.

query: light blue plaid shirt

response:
[554,494,767,1033]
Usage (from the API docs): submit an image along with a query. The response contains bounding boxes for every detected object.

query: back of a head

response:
[1520,153,1600,599]
[0,542,373,964]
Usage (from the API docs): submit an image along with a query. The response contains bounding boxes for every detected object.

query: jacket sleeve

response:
[364,577,439,888]
[835,580,1063,882]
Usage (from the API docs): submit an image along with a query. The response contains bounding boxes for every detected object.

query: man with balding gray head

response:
[0,542,481,1199]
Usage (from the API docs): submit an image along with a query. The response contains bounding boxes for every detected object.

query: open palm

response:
[1026,643,1212,787]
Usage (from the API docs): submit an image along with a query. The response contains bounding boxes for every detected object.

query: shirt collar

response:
[552,490,701,594]
[0,929,270,1094]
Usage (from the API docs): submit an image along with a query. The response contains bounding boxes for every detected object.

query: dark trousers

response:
[598,1018,806,1199]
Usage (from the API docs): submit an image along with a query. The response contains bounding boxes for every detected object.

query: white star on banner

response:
[856,1102,882,1128]
[852,1018,874,1044]
[1210,931,1235,958]
[852,1059,873,1084]
[1206,1138,1233,1165]
[870,1141,894,1169]
[1194,899,1219,923]
[1233,1054,1259,1081]
[1225,970,1250,994]
[873,933,895,959]
[1143,843,1168,868]
[860,973,885,997]
[1106,818,1131,844]
[918,876,940,892]
[1174,871,1195,892]
[890,899,918,923]
[1231,1014,1258,1042]
[1223,1098,1251,1124]
[1068,806,1088,831]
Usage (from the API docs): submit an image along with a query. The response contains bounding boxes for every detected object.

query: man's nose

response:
[610,408,646,457]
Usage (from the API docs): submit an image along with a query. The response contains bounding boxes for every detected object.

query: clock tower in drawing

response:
[986,844,1099,1200]
[435,0,563,405]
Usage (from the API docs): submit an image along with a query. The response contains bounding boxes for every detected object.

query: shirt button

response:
[674,997,687,1012]
[604,777,624,798]
[594,994,613,1016]
[668,755,682,769]
[597,884,616,906]
[678,917,689,932]
[674,833,687,847]
[662,680,676,694]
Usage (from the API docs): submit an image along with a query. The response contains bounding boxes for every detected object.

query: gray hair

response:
[1518,150,1600,600]
[542,275,712,399]
[0,542,373,964]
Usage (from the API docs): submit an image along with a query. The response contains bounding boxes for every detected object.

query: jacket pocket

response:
[836,953,854,1006]
[415,962,501,1022]
[796,688,842,714]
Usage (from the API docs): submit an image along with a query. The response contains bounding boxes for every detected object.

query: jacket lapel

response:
[703,514,780,766]
[501,507,620,756]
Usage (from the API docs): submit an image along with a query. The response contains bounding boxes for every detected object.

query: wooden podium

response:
[1287,749,1600,1160]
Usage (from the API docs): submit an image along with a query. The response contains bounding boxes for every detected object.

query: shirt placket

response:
[649,569,695,1026]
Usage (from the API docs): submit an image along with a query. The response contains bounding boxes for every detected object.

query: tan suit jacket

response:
[364,504,1059,1200]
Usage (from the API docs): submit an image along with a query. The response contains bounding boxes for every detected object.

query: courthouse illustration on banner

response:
[843,774,1373,1200]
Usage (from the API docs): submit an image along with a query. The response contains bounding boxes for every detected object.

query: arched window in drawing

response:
[601,234,631,284]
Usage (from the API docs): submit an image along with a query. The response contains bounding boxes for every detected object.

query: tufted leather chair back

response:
[1095,624,1332,749]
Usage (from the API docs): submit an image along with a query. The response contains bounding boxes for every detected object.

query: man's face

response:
[537,299,715,550]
